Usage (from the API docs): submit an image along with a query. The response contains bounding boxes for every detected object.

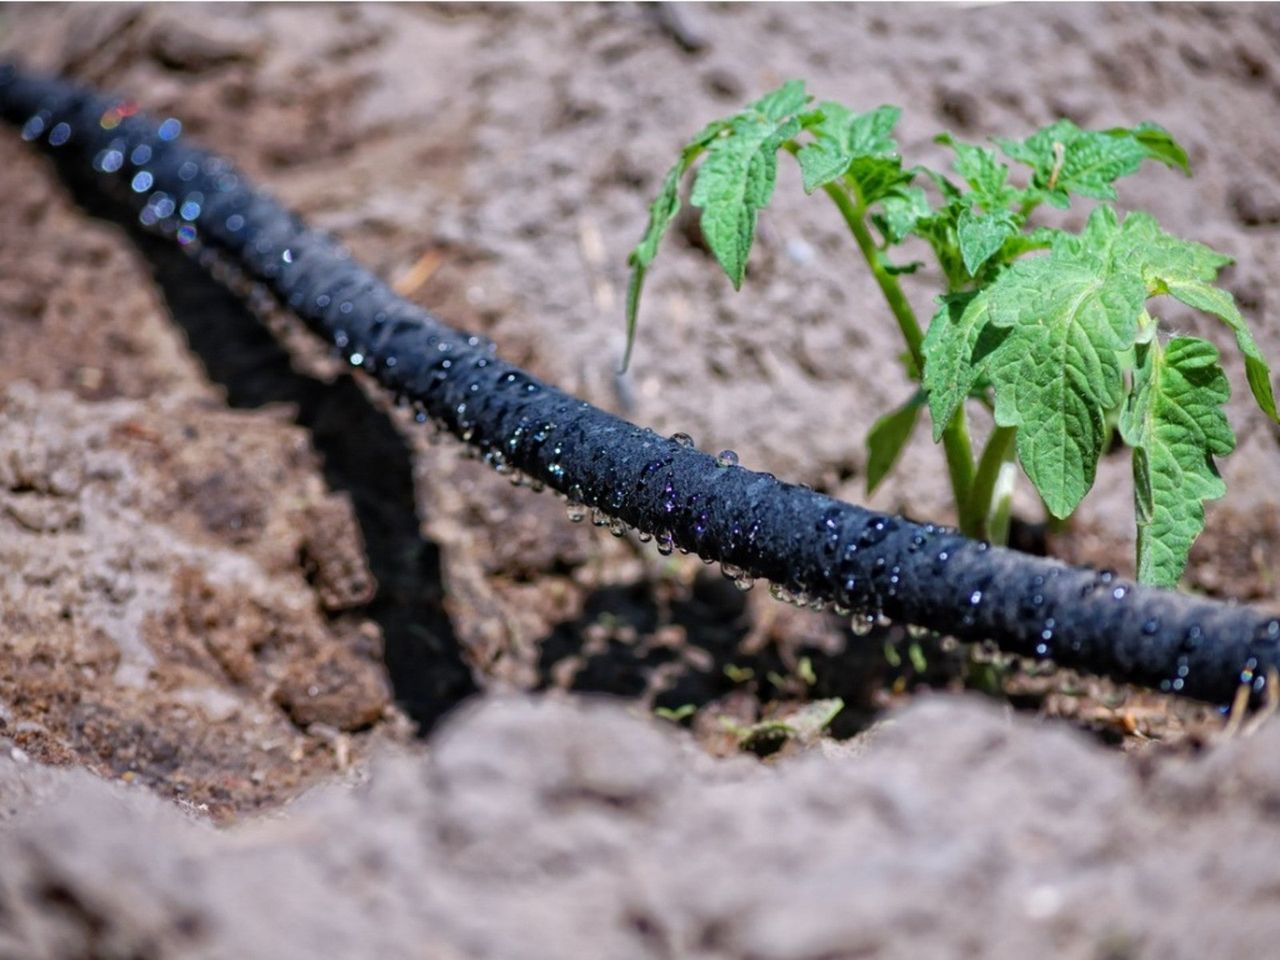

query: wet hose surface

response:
[4,65,1277,708]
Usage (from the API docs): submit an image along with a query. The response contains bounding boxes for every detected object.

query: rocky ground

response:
[1,4,1279,958]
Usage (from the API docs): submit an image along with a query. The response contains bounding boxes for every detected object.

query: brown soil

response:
[0,3,1278,957]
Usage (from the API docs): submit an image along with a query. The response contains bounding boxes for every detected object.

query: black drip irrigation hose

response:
[4,64,1278,709]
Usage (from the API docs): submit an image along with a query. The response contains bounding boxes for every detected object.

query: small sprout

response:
[655,703,697,723]
[725,698,846,754]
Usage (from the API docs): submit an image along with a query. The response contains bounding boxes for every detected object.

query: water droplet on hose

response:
[20,114,45,141]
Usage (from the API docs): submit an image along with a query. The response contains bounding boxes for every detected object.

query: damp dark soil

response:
[1,4,1279,958]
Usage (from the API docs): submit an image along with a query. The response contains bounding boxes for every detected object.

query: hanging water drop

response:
[656,531,675,556]
[566,500,587,523]
[850,615,874,637]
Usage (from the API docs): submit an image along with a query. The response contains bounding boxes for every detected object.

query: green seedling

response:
[721,697,845,752]
[625,80,1278,587]
[655,703,698,723]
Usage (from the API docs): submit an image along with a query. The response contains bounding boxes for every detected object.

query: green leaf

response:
[995,119,1150,207]
[996,225,1061,261]
[796,103,901,194]
[875,186,933,244]
[623,118,731,370]
[922,291,1005,439]
[1117,211,1231,285]
[623,82,816,368]
[1115,213,1278,421]
[923,203,1273,527]
[753,79,813,122]
[1106,121,1191,175]
[1166,282,1278,421]
[690,80,813,288]
[847,157,913,205]
[655,704,698,723]
[957,208,1019,275]
[866,392,924,494]
[936,134,1021,210]
[984,207,1148,517]
[1118,337,1234,586]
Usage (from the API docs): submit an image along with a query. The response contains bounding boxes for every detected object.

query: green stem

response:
[987,460,1016,546]
[819,182,924,370]
[967,425,1018,542]
[942,409,976,530]
[817,179,975,517]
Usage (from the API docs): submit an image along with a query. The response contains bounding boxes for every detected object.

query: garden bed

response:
[2,4,1279,957]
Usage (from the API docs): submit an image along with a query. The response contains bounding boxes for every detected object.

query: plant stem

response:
[818,180,975,519]
[820,182,924,370]
[968,425,1017,542]
[942,408,976,532]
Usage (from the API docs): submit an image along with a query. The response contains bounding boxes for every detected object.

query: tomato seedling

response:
[625,80,1278,588]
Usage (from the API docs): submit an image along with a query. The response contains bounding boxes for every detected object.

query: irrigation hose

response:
[3,64,1277,709]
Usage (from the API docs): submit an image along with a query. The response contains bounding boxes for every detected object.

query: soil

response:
[0,3,1278,957]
